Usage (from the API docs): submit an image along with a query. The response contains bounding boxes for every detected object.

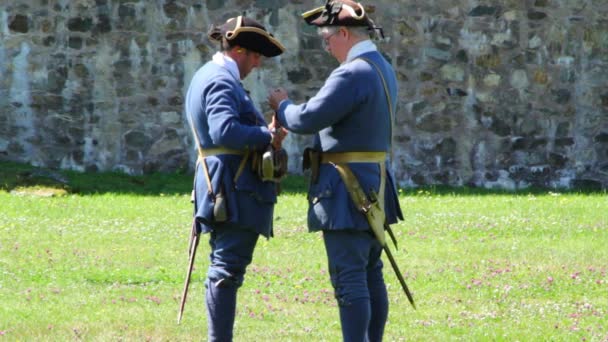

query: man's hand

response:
[269,115,288,150]
[268,88,288,111]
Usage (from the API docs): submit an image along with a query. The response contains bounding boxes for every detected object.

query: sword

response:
[386,223,399,251]
[334,164,416,309]
[177,219,200,324]
[382,241,416,309]
[365,197,416,309]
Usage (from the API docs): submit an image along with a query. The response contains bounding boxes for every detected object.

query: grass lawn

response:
[0,161,606,341]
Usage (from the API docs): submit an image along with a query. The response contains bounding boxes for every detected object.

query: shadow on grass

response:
[401,185,607,196]
[0,160,308,196]
[1,161,605,196]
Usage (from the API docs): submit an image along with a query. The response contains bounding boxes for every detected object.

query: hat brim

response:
[302,6,325,26]
[227,28,285,57]
[208,16,285,57]
[302,2,370,27]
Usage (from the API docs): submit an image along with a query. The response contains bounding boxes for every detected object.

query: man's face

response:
[319,26,347,62]
[240,50,263,79]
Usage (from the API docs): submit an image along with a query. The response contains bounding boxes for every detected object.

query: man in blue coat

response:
[185,16,286,341]
[268,1,404,340]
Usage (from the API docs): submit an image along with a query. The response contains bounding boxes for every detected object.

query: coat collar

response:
[345,39,377,63]
[212,51,241,80]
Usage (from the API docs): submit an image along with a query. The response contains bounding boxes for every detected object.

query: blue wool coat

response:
[276,50,404,232]
[185,61,276,237]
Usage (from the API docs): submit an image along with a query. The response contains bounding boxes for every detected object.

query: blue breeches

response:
[205,227,259,342]
[323,230,389,342]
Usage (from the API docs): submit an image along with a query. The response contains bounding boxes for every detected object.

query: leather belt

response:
[198,148,245,158]
[321,152,386,164]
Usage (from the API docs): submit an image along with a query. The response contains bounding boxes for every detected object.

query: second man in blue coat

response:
[268,1,404,341]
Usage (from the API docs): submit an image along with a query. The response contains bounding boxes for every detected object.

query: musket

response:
[177,219,200,324]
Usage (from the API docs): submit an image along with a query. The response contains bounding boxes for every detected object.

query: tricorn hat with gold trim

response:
[302,1,372,27]
[208,16,285,57]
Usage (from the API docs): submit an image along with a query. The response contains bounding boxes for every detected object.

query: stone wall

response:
[1,0,607,189]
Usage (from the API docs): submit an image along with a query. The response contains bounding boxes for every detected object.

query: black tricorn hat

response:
[302,0,384,38]
[208,16,285,57]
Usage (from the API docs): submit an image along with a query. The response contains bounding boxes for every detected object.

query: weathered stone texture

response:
[0,0,607,189]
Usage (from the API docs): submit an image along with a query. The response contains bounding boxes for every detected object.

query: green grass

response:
[0,161,607,341]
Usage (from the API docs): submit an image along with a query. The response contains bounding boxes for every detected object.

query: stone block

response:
[528,11,548,20]
[9,14,29,33]
[548,152,567,168]
[570,179,604,190]
[425,48,451,62]
[601,92,608,107]
[468,5,500,17]
[95,14,112,34]
[206,0,225,10]
[510,70,529,89]
[440,64,464,82]
[476,54,501,69]
[67,17,93,32]
[594,132,608,143]
[555,137,575,147]
[68,37,83,49]
[553,88,571,104]
[163,1,187,19]
[124,130,151,150]
[287,68,312,84]
[533,70,548,84]
[490,118,511,137]
[415,112,455,132]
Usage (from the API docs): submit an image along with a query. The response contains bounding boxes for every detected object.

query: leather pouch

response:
[302,147,321,184]
[254,147,289,182]
[213,185,228,222]
[272,148,288,178]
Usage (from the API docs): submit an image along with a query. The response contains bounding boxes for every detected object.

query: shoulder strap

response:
[357,56,394,207]
[186,115,215,196]
[356,57,393,145]
[187,115,250,189]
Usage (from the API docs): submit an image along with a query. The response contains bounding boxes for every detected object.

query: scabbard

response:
[385,223,399,251]
[383,245,416,309]
[332,162,416,309]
